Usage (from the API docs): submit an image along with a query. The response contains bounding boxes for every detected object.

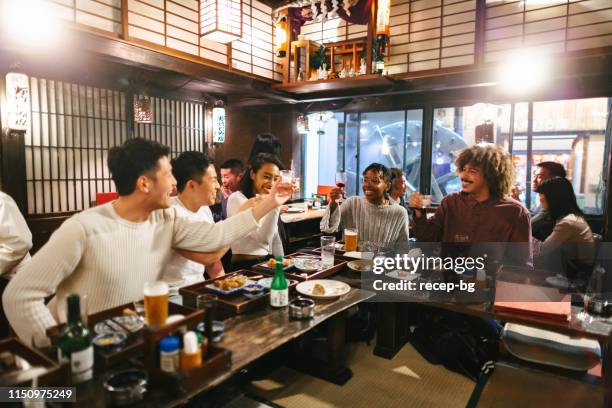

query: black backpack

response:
[410,310,500,382]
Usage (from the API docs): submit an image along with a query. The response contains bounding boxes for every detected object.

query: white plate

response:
[386,270,420,281]
[296,279,351,299]
[286,207,304,213]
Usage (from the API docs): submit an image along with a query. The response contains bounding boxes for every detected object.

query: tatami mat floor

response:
[243,341,606,408]
[245,341,475,408]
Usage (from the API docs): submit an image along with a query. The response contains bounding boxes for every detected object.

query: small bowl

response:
[242,283,266,297]
[196,320,225,342]
[93,332,127,352]
[289,297,315,320]
[292,255,322,272]
[104,369,148,406]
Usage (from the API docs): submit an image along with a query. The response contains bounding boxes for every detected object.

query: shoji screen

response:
[485,0,612,63]
[387,0,476,74]
[133,95,206,156]
[25,78,127,214]
[231,0,276,79]
[48,0,123,35]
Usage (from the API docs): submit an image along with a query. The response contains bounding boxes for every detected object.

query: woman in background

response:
[533,177,595,277]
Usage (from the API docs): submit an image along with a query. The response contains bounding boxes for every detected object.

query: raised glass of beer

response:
[143,281,169,328]
[344,228,358,252]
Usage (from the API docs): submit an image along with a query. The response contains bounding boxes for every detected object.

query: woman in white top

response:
[533,177,594,277]
[227,153,284,270]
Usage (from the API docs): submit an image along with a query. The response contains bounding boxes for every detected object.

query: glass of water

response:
[321,236,336,267]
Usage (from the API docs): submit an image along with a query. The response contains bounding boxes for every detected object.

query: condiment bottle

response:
[159,336,180,373]
[181,331,202,372]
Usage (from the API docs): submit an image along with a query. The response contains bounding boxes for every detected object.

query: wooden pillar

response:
[121,0,129,40]
[474,0,486,67]
[282,10,292,84]
[366,0,377,74]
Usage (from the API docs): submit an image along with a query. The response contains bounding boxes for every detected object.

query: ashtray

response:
[289,297,315,320]
[104,369,148,406]
[93,332,128,352]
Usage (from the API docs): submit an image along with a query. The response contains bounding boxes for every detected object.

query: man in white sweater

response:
[3,138,293,344]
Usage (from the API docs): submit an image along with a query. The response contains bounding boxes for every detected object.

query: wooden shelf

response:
[272,74,393,95]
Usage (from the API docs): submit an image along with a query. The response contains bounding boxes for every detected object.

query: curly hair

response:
[455,144,515,200]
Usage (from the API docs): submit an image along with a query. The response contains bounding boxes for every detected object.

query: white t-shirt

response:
[163,197,214,286]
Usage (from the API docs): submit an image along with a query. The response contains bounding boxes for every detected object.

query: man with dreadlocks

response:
[409,144,531,265]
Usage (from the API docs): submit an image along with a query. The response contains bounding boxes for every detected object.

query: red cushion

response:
[96,192,118,205]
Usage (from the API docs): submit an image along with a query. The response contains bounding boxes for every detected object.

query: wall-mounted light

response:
[296,113,309,134]
[200,0,242,43]
[6,72,30,132]
[275,16,288,58]
[212,101,226,143]
[134,95,152,124]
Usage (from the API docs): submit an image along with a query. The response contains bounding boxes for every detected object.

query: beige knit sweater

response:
[2,202,260,343]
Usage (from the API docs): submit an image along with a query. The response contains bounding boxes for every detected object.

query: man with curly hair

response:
[409,144,531,265]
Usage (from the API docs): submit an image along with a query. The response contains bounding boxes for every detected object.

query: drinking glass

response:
[143,281,169,327]
[344,228,358,252]
[335,172,347,202]
[196,294,218,358]
[133,299,146,323]
[320,236,336,267]
[280,170,293,185]
[421,195,432,208]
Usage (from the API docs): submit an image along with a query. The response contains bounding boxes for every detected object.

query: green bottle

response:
[58,294,93,383]
[270,256,288,307]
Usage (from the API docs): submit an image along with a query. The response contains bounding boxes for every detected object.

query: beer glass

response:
[143,281,169,327]
[344,228,358,252]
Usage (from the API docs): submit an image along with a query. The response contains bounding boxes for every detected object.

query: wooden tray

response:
[0,337,68,386]
[142,310,231,393]
[256,252,348,282]
[46,302,199,368]
[180,270,298,320]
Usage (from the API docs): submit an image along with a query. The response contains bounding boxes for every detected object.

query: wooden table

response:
[73,287,374,407]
